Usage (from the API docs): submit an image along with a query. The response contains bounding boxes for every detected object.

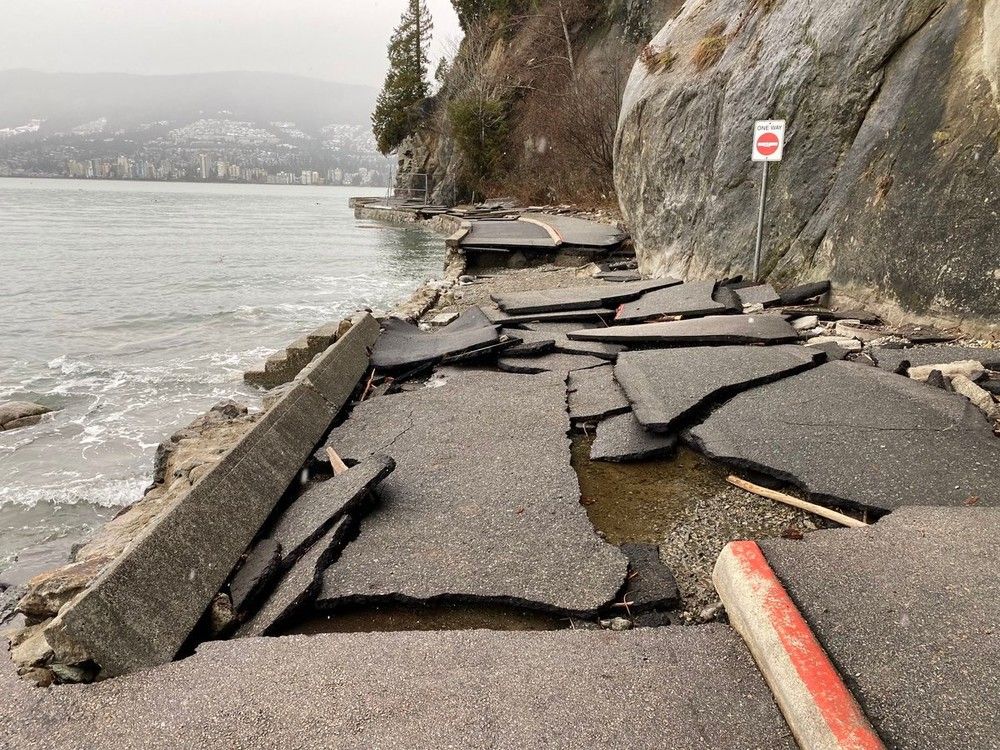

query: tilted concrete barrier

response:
[44,314,380,677]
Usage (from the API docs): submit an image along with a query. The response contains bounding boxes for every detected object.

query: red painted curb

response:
[719,541,885,750]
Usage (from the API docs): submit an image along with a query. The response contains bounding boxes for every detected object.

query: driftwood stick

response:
[726,475,868,529]
[326,447,350,476]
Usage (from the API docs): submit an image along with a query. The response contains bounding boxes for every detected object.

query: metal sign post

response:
[751,120,786,282]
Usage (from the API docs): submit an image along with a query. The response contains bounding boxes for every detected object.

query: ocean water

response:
[0,178,442,584]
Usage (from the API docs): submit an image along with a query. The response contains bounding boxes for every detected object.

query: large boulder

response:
[615,0,1000,327]
[0,401,52,431]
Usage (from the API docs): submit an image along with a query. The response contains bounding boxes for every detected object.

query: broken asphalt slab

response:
[615,280,728,323]
[734,284,780,308]
[619,543,680,614]
[870,345,1000,373]
[314,369,628,615]
[523,322,624,360]
[236,516,351,638]
[497,352,607,377]
[776,281,831,306]
[521,212,629,248]
[591,412,678,462]
[567,365,631,422]
[373,307,499,371]
[689,360,1000,512]
[269,454,394,567]
[499,327,556,357]
[459,218,557,249]
[760,507,1000,750]
[229,538,282,613]
[568,315,800,347]
[492,279,679,315]
[0,628,794,749]
[614,345,824,433]
[486,307,616,327]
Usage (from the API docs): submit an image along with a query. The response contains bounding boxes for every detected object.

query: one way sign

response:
[752,120,786,162]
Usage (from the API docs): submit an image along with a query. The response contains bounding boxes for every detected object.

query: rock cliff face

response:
[616,0,1000,326]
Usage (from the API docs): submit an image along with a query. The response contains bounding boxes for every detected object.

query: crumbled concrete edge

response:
[9,314,380,684]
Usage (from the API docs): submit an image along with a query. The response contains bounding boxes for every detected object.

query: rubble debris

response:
[615,280,728,323]
[372,307,499,371]
[499,328,556,357]
[270,455,395,568]
[805,335,863,353]
[689,361,1000,512]
[486,307,616,327]
[777,281,831,306]
[871,345,1000,373]
[568,315,800,346]
[614,345,823,433]
[908,360,985,383]
[237,517,352,638]
[619,543,680,614]
[492,279,679,315]
[734,284,780,308]
[776,306,879,324]
[315,370,628,615]
[591,412,678,462]
[229,539,282,613]
[567,366,631,423]
[951,375,1000,421]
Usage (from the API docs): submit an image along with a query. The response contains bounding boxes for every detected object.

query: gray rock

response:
[237,516,351,637]
[614,345,822,432]
[806,341,850,361]
[1,628,796,749]
[615,280,728,323]
[0,584,27,627]
[871,346,1000,374]
[497,352,607,377]
[568,315,800,346]
[315,369,628,615]
[229,538,282,613]
[567,366,631,423]
[735,284,780,308]
[43,314,380,677]
[269,455,394,567]
[0,401,52,431]
[760,508,1000,750]
[616,0,999,322]
[492,279,679,315]
[924,369,952,392]
[689,361,1000,512]
[373,307,499,371]
[591,412,677,463]
[620,543,680,614]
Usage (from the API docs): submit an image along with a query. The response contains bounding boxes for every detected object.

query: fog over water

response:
[0,178,442,582]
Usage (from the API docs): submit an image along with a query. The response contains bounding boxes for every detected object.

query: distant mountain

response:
[0,70,377,132]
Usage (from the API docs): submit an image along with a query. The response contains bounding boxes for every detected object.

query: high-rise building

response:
[199,154,210,180]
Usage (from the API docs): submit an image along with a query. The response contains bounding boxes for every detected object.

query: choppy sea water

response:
[0,178,442,584]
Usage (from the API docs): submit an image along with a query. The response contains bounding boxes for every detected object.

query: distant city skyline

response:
[0,0,462,87]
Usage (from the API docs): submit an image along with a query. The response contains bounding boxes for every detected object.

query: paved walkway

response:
[2,628,794,749]
[760,508,1000,749]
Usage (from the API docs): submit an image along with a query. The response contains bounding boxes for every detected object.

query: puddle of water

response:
[282,601,568,635]
[571,437,732,545]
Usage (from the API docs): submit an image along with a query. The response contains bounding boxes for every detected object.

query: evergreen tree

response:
[372,0,434,155]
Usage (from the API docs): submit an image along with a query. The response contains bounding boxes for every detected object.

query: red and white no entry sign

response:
[752,120,785,162]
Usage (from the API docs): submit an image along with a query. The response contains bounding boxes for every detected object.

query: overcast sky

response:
[0,0,462,87]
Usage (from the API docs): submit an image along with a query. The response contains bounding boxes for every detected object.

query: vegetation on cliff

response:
[395,0,681,206]
[372,0,434,155]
